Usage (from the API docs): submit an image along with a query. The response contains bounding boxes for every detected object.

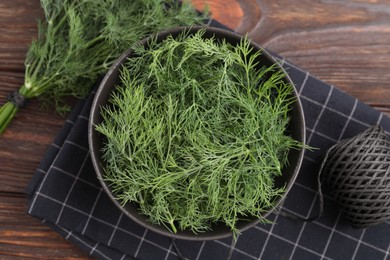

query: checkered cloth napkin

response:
[26,20,390,260]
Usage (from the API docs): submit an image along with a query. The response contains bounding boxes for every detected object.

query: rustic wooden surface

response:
[0,0,389,258]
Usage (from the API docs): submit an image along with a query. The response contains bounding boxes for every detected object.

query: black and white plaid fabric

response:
[26,19,390,260]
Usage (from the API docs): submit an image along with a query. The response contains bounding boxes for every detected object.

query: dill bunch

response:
[96,30,303,236]
[0,0,205,134]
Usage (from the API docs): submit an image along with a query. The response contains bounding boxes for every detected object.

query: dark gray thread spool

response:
[320,125,390,228]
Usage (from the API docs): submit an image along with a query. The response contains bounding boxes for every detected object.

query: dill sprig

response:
[96,30,303,236]
[0,0,206,134]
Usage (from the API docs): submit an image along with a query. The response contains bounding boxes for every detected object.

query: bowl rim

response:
[88,25,306,241]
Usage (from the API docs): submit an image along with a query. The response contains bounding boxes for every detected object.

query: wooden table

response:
[0,0,389,258]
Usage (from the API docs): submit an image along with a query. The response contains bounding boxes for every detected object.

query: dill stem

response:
[19,84,33,98]
[170,221,177,234]
[29,22,54,83]
[0,102,18,135]
[84,35,105,50]
[24,61,35,85]
[47,14,67,58]
[51,11,68,35]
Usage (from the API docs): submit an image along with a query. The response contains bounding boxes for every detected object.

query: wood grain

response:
[0,0,389,258]
[191,0,390,115]
[0,194,89,259]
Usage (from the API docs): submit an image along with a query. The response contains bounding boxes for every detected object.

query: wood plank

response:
[0,72,67,193]
[0,194,91,259]
[193,0,390,116]
[0,0,389,259]
[0,0,42,72]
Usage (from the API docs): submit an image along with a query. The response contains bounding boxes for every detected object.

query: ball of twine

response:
[319,125,390,228]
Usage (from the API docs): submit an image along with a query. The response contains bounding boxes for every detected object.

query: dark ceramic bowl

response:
[88,26,306,241]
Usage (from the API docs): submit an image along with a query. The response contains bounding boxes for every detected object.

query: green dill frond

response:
[20,0,207,111]
[97,30,303,236]
[0,0,206,134]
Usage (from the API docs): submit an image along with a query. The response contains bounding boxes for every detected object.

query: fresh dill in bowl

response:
[95,29,303,236]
